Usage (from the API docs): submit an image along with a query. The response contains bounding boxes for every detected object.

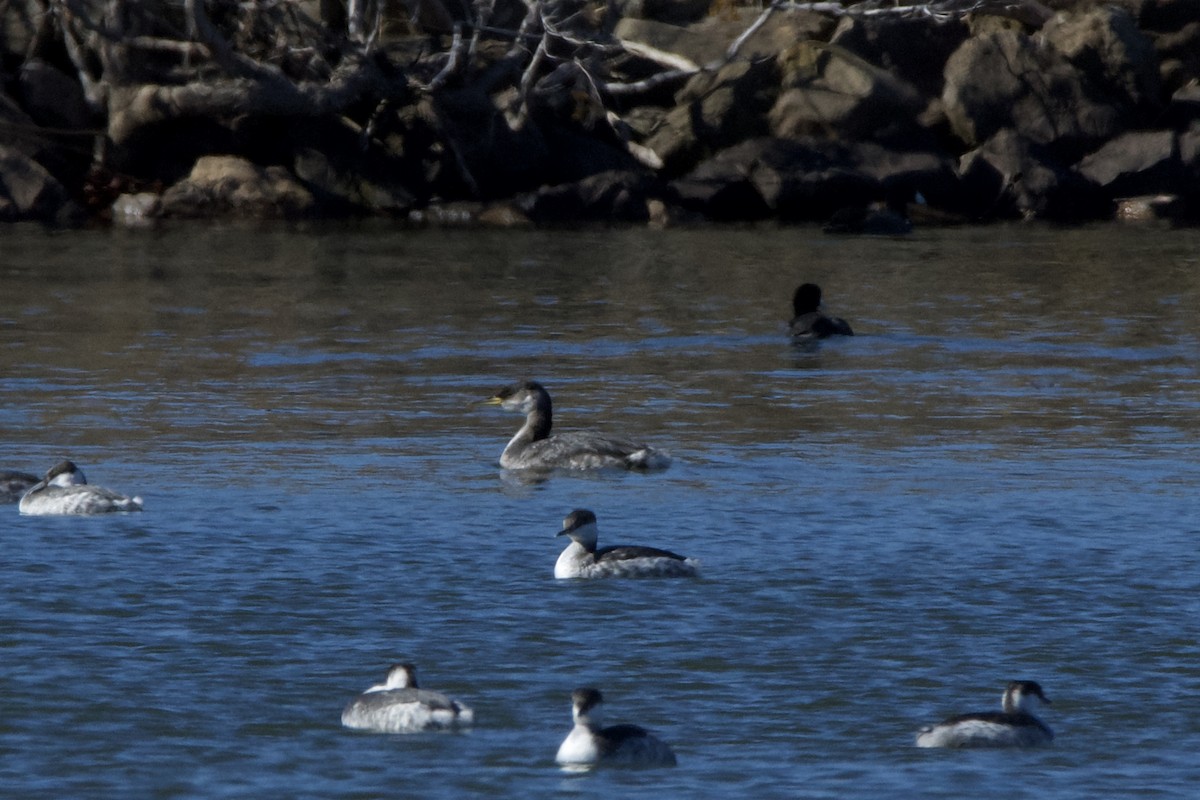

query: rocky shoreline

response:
[2,0,1198,228]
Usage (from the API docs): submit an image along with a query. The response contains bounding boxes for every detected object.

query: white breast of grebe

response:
[556,688,676,769]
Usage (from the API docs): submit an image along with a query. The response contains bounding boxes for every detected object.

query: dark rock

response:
[1150,21,1200,95]
[645,57,780,176]
[407,201,532,227]
[844,142,960,210]
[1075,130,1180,197]
[1040,7,1162,122]
[542,125,645,185]
[829,15,969,98]
[159,155,316,219]
[1,1,39,64]
[1127,0,1200,33]
[518,169,663,223]
[1163,82,1200,128]
[0,145,73,223]
[671,141,776,221]
[957,129,1110,221]
[294,147,416,215]
[17,59,94,130]
[434,86,552,199]
[770,41,926,144]
[942,30,1123,157]
[1179,124,1200,193]
[625,0,711,25]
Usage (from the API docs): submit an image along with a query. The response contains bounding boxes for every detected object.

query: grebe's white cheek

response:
[49,471,79,488]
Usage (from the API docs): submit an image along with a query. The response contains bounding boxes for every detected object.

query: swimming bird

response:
[485,381,670,471]
[915,680,1054,748]
[789,283,853,339]
[18,461,144,515]
[1,470,39,504]
[556,687,677,769]
[555,509,699,579]
[341,663,474,733]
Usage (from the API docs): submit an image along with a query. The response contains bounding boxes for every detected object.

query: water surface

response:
[2,222,1199,798]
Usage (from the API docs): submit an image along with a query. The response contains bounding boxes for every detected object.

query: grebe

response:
[554,509,699,579]
[485,381,671,471]
[341,663,474,733]
[916,680,1054,748]
[789,283,854,339]
[1,470,38,504]
[556,687,677,769]
[18,461,144,515]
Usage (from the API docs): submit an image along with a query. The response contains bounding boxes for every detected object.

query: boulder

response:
[645,57,780,175]
[942,30,1123,156]
[770,41,927,144]
[1075,130,1180,197]
[1153,21,1200,100]
[829,15,969,98]
[294,147,416,215]
[1179,124,1200,193]
[957,129,1109,221]
[617,0,711,25]
[0,145,75,223]
[16,59,94,130]
[670,140,775,221]
[1040,7,1162,122]
[159,155,316,218]
[518,169,664,223]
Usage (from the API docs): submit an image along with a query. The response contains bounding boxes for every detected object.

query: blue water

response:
[2,223,1200,798]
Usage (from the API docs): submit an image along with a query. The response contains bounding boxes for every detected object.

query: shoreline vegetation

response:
[1,0,1198,229]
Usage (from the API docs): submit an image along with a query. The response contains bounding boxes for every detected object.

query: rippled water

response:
[3,222,1200,798]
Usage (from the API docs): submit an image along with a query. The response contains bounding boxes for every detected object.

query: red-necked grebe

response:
[485,381,670,471]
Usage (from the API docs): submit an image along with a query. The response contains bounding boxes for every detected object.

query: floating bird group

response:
[11,283,1058,769]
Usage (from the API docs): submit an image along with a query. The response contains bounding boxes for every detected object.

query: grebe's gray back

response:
[1,469,39,504]
[554,509,699,579]
[18,461,144,515]
[341,663,474,733]
[555,687,676,769]
[485,381,670,471]
[916,680,1054,748]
